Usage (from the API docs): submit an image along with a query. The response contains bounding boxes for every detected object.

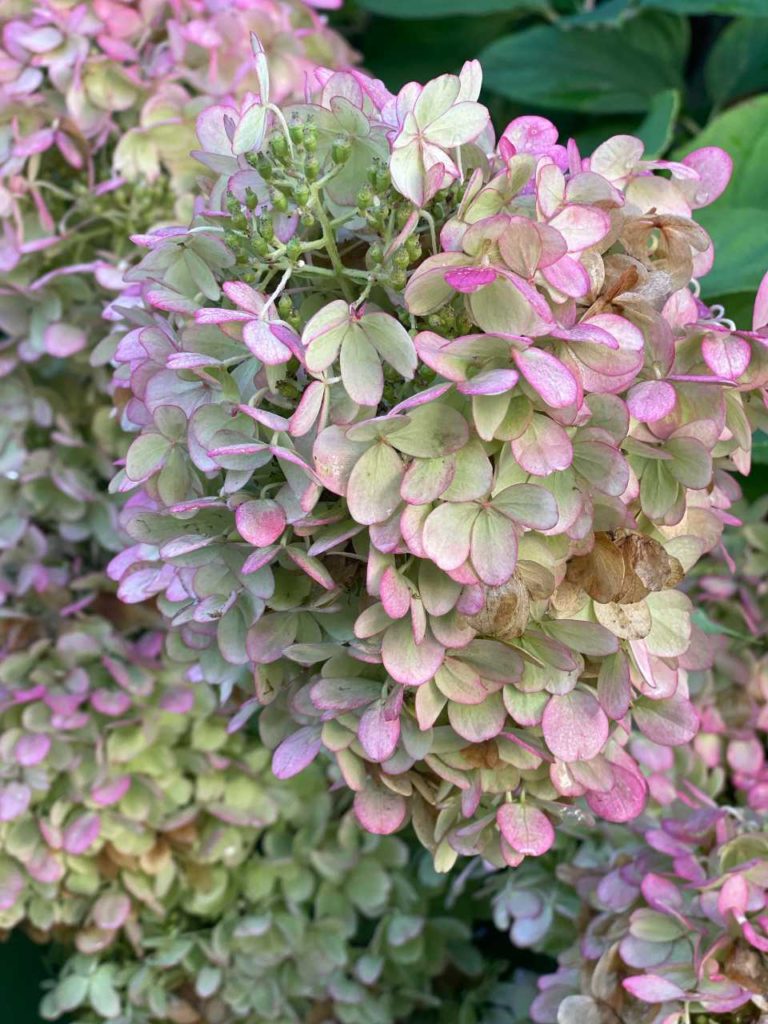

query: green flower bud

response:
[272,191,289,213]
[357,187,373,210]
[393,248,410,270]
[285,238,303,262]
[332,138,351,164]
[289,123,304,146]
[303,123,318,153]
[305,157,320,181]
[293,183,310,206]
[271,134,289,160]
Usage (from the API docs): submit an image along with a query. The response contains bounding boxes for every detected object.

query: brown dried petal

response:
[464,576,530,640]
[615,532,684,595]
[723,939,768,995]
[516,559,556,601]
[594,600,652,640]
[566,533,625,604]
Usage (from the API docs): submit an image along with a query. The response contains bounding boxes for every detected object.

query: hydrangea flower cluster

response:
[528,804,768,1024]
[108,44,768,868]
[0,0,353,363]
[475,504,768,1023]
[0,0,354,565]
[0,581,532,1024]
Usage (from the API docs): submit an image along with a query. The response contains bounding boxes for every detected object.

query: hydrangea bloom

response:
[528,804,768,1024]
[0,0,354,568]
[477,506,768,1023]
[107,41,768,868]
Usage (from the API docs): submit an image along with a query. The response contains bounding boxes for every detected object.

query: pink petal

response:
[513,347,579,408]
[541,690,609,763]
[358,703,401,763]
[14,733,51,766]
[63,813,101,855]
[626,380,677,422]
[753,271,768,331]
[243,319,294,365]
[354,783,407,835]
[586,763,647,822]
[44,323,87,357]
[236,499,286,547]
[681,146,732,208]
[272,726,322,779]
[701,332,751,381]
[622,975,686,1003]
[497,803,555,856]
[444,266,498,293]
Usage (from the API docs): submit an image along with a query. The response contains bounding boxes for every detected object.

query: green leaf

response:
[55,975,90,1013]
[705,18,768,107]
[695,207,768,299]
[480,13,687,113]
[89,967,121,1019]
[752,429,768,464]
[356,0,544,16]
[636,88,680,157]
[641,0,768,12]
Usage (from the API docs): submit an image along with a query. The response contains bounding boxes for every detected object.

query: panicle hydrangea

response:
[0,0,355,576]
[476,509,768,1023]
[107,41,768,869]
[0,576,534,1024]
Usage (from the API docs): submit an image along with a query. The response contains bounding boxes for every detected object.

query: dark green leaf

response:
[696,207,768,299]
[562,0,636,25]
[705,19,768,107]
[636,88,680,157]
[357,0,545,13]
[641,0,768,12]
[752,430,768,465]
[480,13,688,113]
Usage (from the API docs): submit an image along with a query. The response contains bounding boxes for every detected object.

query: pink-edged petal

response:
[622,976,686,1003]
[513,347,579,408]
[542,690,609,763]
[457,368,519,395]
[470,508,519,586]
[358,703,401,763]
[626,380,677,422]
[243,319,293,365]
[236,499,286,547]
[423,502,477,572]
[681,146,732,208]
[701,332,751,381]
[380,566,411,619]
[381,619,445,686]
[548,205,610,252]
[510,414,573,476]
[753,271,768,331]
[541,255,590,298]
[497,803,555,856]
[272,726,322,779]
[353,782,407,835]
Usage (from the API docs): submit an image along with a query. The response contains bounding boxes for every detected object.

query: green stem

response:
[311,184,354,301]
